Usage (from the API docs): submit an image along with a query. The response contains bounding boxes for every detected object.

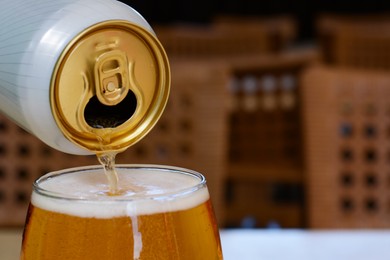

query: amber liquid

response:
[21,199,222,260]
[97,152,120,195]
[94,126,122,195]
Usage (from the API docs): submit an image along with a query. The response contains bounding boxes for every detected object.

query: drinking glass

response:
[21,164,223,259]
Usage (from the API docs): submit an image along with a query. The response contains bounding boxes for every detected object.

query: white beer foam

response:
[31,167,209,218]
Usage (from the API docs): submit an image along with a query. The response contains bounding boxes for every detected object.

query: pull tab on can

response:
[51,20,170,153]
[94,50,129,106]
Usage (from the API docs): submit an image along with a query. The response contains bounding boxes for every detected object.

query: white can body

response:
[0,0,153,154]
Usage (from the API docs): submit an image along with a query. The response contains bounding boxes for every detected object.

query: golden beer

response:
[21,165,223,260]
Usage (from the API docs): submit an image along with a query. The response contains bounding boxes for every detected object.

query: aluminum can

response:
[0,0,170,154]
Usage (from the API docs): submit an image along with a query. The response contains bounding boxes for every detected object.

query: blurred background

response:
[127,0,390,41]
[2,0,390,230]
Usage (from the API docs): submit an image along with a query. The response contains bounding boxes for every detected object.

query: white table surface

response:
[1,228,390,260]
[220,229,390,260]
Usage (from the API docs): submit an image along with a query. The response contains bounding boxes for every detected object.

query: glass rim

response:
[33,164,207,202]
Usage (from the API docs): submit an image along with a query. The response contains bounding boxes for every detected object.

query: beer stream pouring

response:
[0,0,170,154]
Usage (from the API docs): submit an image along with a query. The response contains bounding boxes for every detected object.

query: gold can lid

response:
[51,20,170,153]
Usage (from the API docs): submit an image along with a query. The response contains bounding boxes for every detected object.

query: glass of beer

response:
[21,165,223,259]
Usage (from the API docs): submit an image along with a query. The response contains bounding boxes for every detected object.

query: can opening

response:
[84,90,137,128]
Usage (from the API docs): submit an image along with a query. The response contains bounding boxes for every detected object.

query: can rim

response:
[50,20,170,153]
